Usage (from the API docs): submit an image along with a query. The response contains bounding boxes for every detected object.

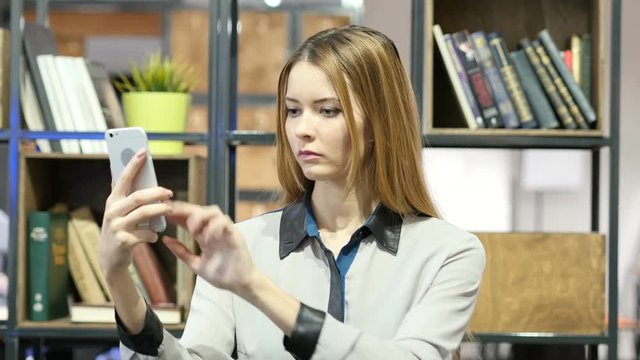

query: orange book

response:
[132,243,176,306]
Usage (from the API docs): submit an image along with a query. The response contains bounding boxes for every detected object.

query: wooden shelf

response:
[423,0,605,134]
[16,155,206,331]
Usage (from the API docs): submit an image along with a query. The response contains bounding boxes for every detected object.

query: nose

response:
[293,111,315,140]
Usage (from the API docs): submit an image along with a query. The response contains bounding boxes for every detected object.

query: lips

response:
[299,150,320,156]
[298,149,321,160]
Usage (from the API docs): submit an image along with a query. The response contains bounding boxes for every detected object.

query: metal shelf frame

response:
[409,0,621,359]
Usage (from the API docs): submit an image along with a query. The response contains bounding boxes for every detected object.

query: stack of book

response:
[21,22,126,153]
[28,205,181,324]
[433,25,595,130]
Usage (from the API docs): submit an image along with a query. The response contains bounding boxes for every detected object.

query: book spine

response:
[133,242,176,306]
[580,33,592,103]
[28,211,69,321]
[562,50,572,73]
[532,39,588,130]
[23,23,62,152]
[510,50,560,129]
[470,31,520,128]
[68,220,108,304]
[432,24,479,129]
[571,34,581,85]
[28,212,51,321]
[443,34,485,129]
[520,38,576,129]
[538,29,596,127]
[48,212,70,320]
[487,33,536,129]
[452,31,503,128]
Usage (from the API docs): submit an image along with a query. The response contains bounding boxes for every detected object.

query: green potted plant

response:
[115,52,196,155]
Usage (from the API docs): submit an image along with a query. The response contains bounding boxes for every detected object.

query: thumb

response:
[162,236,200,272]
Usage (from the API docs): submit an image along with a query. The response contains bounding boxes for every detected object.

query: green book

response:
[580,33,592,103]
[28,211,70,321]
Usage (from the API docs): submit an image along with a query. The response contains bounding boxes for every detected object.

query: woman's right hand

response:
[99,148,173,280]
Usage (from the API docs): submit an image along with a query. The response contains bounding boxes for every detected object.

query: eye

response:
[286,107,302,118]
[320,107,342,118]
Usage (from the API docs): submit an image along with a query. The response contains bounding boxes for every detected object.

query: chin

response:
[300,168,345,183]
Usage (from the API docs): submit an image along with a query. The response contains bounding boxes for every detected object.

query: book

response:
[23,22,62,152]
[28,210,69,321]
[510,50,559,129]
[538,29,596,128]
[73,58,109,153]
[432,24,482,129]
[19,57,52,153]
[470,31,520,128]
[562,50,572,73]
[0,28,8,129]
[570,34,581,84]
[132,242,176,306]
[443,34,485,129]
[69,207,111,301]
[451,30,503,128]
[519,38,572,129]
[67,217,107,304]
[487,33,536,129]
[579,33,592,103]
[53,56,99,154]
[37,54,81,153]
[531,39,586,129]
[69,300,181,324]
[85,60,126,129]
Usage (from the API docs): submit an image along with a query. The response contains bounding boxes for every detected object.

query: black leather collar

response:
[279,192,404,259]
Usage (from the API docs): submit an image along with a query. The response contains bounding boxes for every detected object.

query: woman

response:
[100,25,485,359]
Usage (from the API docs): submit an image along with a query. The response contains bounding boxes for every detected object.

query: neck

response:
[310,180,377,233]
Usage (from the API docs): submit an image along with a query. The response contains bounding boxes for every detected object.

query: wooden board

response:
[238,106,277,132]
[171,10,210,93]
[236,146,280,190]
[238,11,287,94]
[301,13,351,41]
[469,232,605,334]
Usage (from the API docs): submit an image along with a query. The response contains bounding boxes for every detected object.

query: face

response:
[285,62,368,184]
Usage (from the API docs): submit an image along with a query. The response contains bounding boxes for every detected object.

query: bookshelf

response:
[421,0,606,137]
[15,153,205,332]
[411,0,621,359]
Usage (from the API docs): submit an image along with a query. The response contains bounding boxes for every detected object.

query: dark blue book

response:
[510,50,559,129]
[470,31,520,128]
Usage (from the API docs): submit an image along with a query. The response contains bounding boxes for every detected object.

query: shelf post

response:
[607,0,622,358]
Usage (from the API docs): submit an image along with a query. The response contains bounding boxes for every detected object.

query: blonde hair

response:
[276,25,438,218]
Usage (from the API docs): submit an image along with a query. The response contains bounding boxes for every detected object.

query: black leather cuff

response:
[283,303,325,360]
[116,303,164,356]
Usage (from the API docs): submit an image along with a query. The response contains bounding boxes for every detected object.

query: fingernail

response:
[166,191,173,199]
[136,148,146,158]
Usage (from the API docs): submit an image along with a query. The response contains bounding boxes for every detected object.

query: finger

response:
[112,203,171,231]
[132,230,159,243]
[167,202,223,235]
[203,214,233,243]
[105,187,173,220]
[111,147,147,198]
[163,236,201,271]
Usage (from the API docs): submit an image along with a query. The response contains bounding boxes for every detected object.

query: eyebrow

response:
[285,97,340,104]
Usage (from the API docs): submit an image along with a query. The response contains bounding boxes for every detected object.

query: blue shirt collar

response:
[279,191,407,259]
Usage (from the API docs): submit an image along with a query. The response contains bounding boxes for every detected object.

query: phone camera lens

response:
[109,133,114,138]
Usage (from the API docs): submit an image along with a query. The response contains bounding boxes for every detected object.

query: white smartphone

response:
[105,127,167,232]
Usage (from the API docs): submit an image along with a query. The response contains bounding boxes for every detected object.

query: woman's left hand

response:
[162,201,258,297]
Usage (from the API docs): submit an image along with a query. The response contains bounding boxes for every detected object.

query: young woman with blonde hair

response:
[100,25,485,360]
